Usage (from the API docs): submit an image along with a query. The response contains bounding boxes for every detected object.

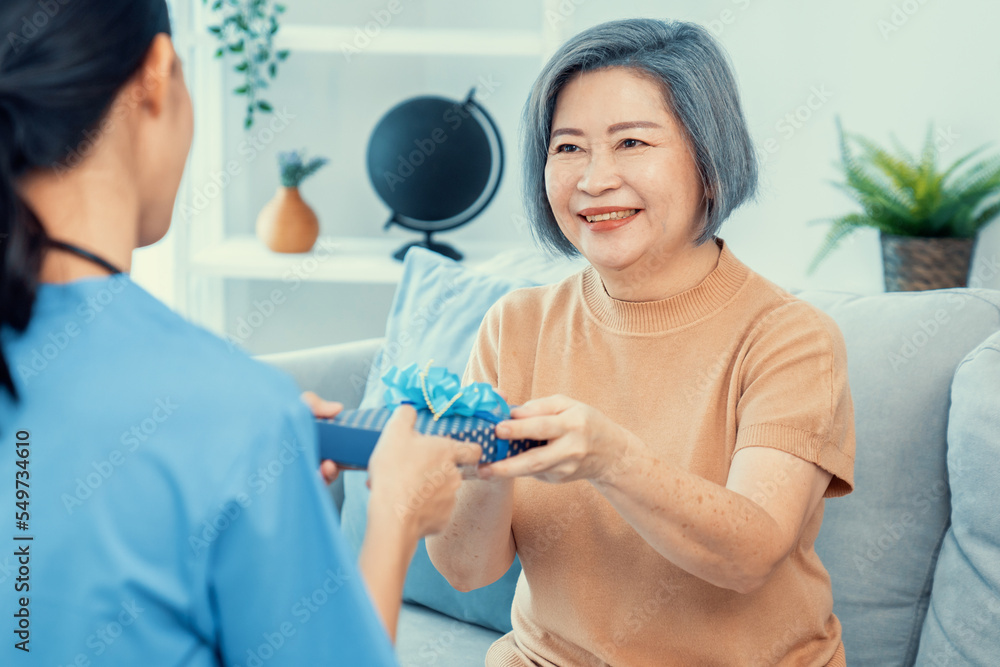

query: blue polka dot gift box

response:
[315,361,546,469]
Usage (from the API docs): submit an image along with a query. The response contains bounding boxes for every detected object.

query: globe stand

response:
[392,230,463,262]
[369,89,504,264]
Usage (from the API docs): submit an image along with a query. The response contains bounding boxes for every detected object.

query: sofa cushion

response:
[340,247,546,634]
[796,289,1000,666]
[916,331,1000,666]
[396,601,504,667]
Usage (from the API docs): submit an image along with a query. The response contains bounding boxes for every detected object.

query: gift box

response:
[315,362,545,469]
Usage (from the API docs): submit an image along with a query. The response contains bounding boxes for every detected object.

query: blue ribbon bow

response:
[382,361,511,424]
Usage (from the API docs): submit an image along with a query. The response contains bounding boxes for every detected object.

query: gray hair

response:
[521,18,758,255]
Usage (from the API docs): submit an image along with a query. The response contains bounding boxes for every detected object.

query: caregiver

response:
[427,18,855,667]
[0,0,478,664]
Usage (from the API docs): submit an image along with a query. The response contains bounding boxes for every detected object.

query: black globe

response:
[366,90,503,261]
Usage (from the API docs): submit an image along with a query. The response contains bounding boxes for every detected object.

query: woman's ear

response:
[133,33,177,119]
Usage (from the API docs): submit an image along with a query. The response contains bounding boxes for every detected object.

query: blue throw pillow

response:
[339,247,537,634]
[916,331,1000,666]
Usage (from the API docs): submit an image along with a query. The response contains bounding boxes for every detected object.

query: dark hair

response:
[0,0,171,400]
[521,18,758,256]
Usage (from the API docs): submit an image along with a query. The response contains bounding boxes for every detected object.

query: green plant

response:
[808,119,1000,273]
[278,150,329,188]
[203,0,290,129]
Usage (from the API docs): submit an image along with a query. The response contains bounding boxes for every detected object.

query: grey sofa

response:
[262,286,1000,666]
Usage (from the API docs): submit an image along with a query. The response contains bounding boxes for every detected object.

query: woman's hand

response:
[368,405,483,540]
[478,394,636,484]
[300,391,344,485]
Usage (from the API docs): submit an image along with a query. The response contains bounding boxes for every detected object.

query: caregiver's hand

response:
[478,394,636,484]
[300,391,344,484]
[367,405,483,539]
[360,405,482,643]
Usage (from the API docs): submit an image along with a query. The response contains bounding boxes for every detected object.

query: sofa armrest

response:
[257,337,384,410]
[256,337,384,514]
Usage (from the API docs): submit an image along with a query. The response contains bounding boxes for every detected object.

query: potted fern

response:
[256,150,329,253]
[809,120,1000,291]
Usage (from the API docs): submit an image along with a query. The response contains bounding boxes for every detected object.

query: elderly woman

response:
[426,18,854,667]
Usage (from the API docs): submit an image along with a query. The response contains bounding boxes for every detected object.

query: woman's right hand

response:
[366,405,482,540]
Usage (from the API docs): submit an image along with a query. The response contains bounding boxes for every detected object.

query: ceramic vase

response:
[255,186,319,254]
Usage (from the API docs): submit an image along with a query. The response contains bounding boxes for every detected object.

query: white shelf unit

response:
[189,235,531,284]
[171,1,566,336]
[275,26,549,56]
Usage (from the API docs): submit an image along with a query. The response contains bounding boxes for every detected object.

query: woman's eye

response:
[553,144,580,153]
[622,138,645,148]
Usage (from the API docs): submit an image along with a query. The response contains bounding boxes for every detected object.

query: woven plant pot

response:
[880,233,976,292]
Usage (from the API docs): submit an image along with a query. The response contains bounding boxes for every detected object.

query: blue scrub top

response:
[0,275,398,666]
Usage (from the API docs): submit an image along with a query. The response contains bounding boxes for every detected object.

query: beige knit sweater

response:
[464,238,855,666]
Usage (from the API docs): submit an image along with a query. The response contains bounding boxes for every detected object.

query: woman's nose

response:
[576,151,622,195]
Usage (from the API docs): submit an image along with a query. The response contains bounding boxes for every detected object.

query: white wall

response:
[167,0,1000,354]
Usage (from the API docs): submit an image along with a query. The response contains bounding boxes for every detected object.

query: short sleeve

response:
[734,301,856,497]
[207,398,398,665]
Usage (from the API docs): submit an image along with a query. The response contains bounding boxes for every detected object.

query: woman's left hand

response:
[478,395,635,484]
[300,391,344,484]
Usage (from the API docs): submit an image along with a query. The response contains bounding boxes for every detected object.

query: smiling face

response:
[544,67,710,288]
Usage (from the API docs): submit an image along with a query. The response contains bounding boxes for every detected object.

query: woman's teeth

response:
[584,209,638,222]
